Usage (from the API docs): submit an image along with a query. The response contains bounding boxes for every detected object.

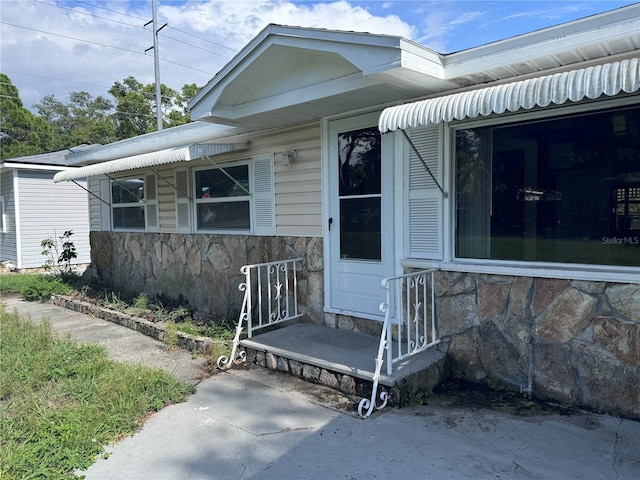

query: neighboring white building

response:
[56,5,640,418]
[1,147,92,270]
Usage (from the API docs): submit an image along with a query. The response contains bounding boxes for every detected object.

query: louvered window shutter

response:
[99,178,111,231]
[175,168,191,233]
[408,125,443,259]
[145,174,158,232]
[251,154,275,235]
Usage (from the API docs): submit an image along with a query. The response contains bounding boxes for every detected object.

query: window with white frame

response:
[195,163,250,231]
[111,174,157,231]
[192,155,274,234]
[454,104,640,268]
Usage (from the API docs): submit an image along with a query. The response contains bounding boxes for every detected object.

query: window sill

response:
[400,258,640,284]
[195,229,251,235]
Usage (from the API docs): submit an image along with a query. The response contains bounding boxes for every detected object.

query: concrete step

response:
[241,323,451,407]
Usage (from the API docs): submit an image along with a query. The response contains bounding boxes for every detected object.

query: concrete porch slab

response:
[240,323,445,387]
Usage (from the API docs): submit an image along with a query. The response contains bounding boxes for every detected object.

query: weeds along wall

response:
[434,271,640,419]
[88,231,325,323]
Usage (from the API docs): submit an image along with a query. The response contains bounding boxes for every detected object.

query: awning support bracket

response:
[203,154,252,197]
[400,129,447,197]
[71,179,111,206]
[150,167,192,200]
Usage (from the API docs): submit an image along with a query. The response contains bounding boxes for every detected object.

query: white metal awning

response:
[379,58,640,133]
[53,142,248,182]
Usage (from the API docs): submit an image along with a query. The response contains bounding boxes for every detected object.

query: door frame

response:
[322,111,396,321]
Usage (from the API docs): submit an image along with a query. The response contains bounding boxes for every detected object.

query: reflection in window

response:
[456,106,640,267]
[195,164,250,231]
[338,127,382,261]
[112,178,145,230]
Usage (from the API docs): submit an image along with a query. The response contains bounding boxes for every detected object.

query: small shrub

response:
[41,230,77,275]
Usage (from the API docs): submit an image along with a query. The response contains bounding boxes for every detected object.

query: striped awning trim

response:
[379,58,640,133]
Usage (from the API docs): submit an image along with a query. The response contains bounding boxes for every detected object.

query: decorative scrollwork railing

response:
[359,268,439,418]
[358,301,390,418]
[217,258,303,369]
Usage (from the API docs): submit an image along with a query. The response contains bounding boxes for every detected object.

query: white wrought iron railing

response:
[359,268,440,418]
[217,258,303,369]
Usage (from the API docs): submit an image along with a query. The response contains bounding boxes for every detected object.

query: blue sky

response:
[1,1,636,111]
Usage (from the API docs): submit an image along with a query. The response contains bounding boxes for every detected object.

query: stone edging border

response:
[51,295,217,355]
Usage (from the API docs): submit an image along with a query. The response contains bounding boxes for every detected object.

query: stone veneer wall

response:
[88,232,325,323]
[435,272,639,418]
[88,231,638,418]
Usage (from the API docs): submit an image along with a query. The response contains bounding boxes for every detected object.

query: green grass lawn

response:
[0,273,77,301]
[0,305,196,479]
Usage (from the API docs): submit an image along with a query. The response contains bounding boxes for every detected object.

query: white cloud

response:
[161,1,414,44]
[1,0,416,112]
[0,0,631,113]
[415,3,485,52]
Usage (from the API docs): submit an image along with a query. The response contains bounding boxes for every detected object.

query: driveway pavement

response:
[2,295,639,480]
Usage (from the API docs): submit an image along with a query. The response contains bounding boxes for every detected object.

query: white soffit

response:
[379,58,640,133]
[53,143,247,183]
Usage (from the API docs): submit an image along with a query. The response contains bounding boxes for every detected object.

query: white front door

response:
[327,113,394,319]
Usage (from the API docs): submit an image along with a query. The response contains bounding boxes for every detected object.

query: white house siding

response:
[274,144,322,237]
[0,170,17,265]
[88,122,322,238]
[16,170,90,268]
[156,164,178,232]
[84,122,323,319]
[197,122,323,237]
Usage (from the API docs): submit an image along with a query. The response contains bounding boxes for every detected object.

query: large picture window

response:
[455,105,640,267]
[111,177,145,230]
[195,164,250,231]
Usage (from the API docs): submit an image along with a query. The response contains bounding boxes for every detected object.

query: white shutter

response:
[407,125,443,259]
[145,173,158,232]
[251,154,275,235]
[175,168,191,233]
[99,178,111,231]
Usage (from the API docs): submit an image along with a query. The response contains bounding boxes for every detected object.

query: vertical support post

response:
[422,272,427,347]
[246,267,254,338]
[284,264,290,319]
[431,270,436,344]
[385,278,393,376]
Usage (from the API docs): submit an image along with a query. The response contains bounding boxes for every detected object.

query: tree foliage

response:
[108,76,192,137]
[35,92,117,149]
[0,73,201,160]
[109,76,157,138]
[167,83,199,127]
[0,74,55,159]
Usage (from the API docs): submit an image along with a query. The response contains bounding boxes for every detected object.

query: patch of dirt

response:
[427,379,579,417]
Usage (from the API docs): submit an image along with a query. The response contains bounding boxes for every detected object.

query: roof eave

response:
[444,4,640,81]
[65,122,245,166]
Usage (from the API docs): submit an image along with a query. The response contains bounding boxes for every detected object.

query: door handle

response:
[328,217,333,231]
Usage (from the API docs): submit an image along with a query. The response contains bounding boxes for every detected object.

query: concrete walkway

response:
[2,295,639,479]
